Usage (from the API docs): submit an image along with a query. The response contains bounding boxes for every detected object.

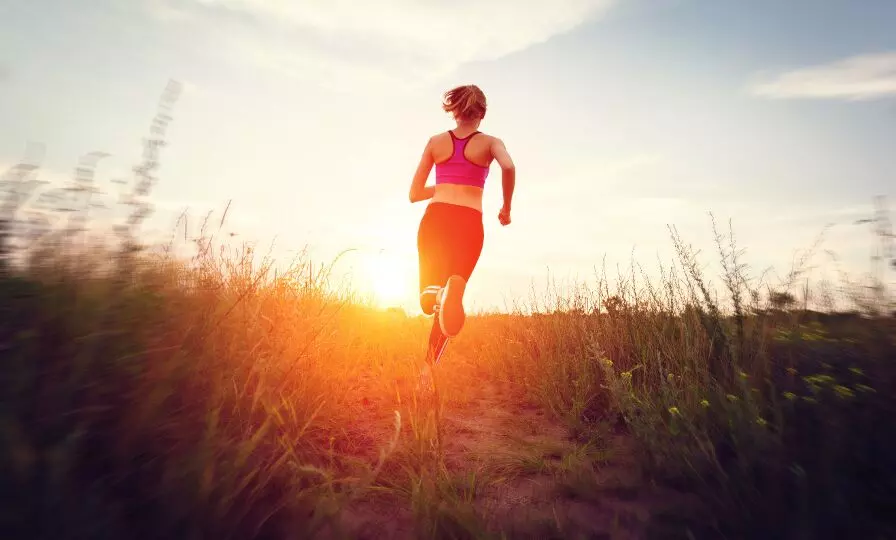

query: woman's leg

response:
[416,203,484,361]
[417,204,451,364]
[437,208,484,337]
[417,204,448,316]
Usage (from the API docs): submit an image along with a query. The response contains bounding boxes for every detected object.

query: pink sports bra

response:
[434,130,490,189]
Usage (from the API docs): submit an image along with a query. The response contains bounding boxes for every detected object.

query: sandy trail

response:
[331,356,701,540]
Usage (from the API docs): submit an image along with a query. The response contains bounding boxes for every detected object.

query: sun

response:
[363,251,412,308]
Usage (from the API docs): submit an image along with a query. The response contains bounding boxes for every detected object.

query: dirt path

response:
[332,358,702,539]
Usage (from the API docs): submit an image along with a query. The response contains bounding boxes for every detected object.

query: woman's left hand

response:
[498,206,511,226]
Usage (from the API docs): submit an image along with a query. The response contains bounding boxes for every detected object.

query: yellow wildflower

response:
[834,385,854,399]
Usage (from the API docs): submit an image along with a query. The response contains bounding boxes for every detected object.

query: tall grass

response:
[453,217,896,538]
[1,235,413,538]
[2,82,893,538]
[0,81,444,538]
[3,200,895,538]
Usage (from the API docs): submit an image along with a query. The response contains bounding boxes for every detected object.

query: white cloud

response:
[751,51,896,101]
[197,0,611,62]
[143,0,195,22]
[147,0,616,90]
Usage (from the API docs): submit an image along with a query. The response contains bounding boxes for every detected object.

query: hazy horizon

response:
[2,0,894,313]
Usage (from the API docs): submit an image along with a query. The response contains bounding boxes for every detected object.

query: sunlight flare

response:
[362,250,413,308]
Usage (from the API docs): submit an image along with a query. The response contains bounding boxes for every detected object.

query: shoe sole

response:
[439,275,466,337]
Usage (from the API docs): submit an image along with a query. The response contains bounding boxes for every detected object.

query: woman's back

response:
[430,129,498,211]
[430,130,494,169]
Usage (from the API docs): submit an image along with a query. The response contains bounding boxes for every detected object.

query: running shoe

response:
[419,285,441,316]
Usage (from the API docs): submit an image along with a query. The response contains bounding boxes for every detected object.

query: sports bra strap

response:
[449,130,480,141]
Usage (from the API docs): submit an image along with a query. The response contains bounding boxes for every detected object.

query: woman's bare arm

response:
[409,138,436,203]
[491,137,516,215]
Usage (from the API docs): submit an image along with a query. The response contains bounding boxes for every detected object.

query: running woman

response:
[408,84,516,364]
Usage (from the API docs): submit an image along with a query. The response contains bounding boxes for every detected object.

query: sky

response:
[1,0,894,313]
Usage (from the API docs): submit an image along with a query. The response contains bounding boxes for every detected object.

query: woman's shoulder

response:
[473,131,501,146]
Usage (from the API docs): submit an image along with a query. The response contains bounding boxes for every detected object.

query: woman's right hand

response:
[498,206,511,226]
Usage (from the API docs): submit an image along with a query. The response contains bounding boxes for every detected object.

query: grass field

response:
[1,213,894,539]
[2,87,894,538]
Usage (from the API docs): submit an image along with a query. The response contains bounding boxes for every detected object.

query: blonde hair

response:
[442,84,487,121]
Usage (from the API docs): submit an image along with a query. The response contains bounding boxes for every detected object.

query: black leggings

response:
[417,202,484,309]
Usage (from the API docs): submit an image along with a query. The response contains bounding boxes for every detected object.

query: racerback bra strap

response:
[449,130,480,141]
